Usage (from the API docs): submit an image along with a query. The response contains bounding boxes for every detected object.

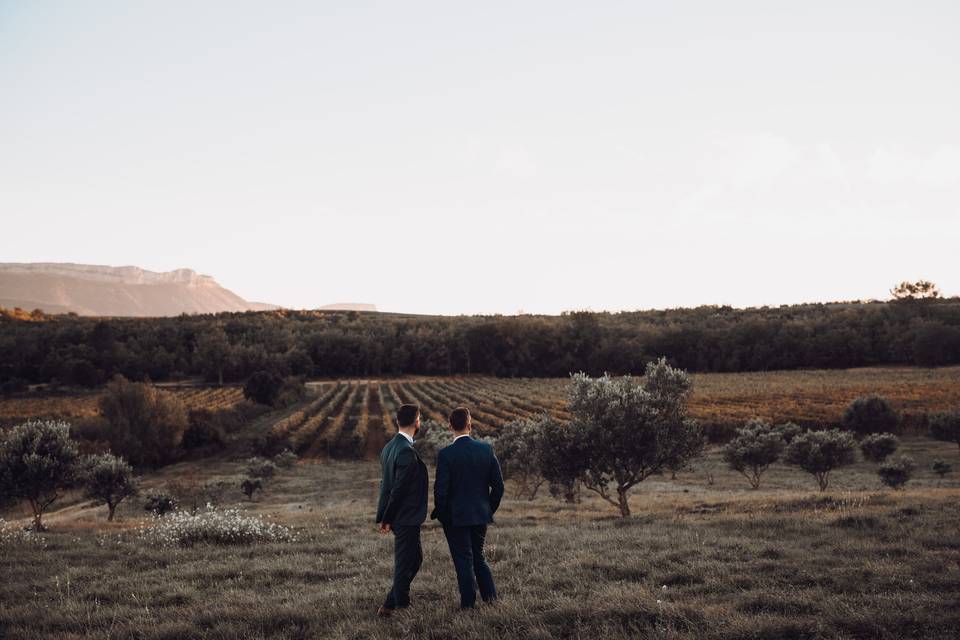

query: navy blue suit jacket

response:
[431,435,505,527]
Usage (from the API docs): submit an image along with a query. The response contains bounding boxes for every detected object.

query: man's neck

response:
[398,428,416,442]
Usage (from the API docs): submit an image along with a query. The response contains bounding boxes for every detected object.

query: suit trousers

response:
[383,525,422,609]
[442,523,497,609]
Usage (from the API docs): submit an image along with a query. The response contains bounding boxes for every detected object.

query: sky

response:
[1,1,958,315]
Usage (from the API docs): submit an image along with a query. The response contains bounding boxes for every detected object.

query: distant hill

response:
[0,263,278,317]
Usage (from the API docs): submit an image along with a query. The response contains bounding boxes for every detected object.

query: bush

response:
[878,456,915,490]
[929,410,960,453]
[241,478,262,500]
[139,505,299,547]
[243,371,285,407]
[722,419,785,489]
[784,429,857,491]
[182,409,227,451]
[773,422,805,444]
[0,419,81,530]
[167,479,233,512]
[246,457,277,480]
[932,459,952,483]
[413,420,449,462]
[253,429,292,458]
[842,395,900,435]
[99,376,188,468]
[534,416,583,503]
[860,433,900,463]
[273,449,298,468]
[275,376,308,407]
[81,453,139,521]
[495,417,546,499]
[143,494,177,516]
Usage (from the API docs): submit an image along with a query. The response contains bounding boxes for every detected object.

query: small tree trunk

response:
[107,503,117,521]
[617,486,631,517]
[29,500,44,531]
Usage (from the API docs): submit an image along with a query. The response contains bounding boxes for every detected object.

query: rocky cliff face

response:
[0,263,277,317]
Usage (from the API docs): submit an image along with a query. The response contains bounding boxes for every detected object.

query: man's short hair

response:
[396,404,420,428]
[449,407,471,431]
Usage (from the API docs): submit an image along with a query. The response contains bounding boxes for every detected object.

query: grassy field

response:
[2,366,960,639]
[2,436,959,639]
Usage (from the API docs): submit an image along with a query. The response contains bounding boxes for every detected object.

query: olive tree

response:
[929,410,960,454]
[859,433,900,463]
[534,415,583,503]
[494,417,546,500]
[842,395,900,435]
[81,453,139,521]
[784,429,857,491]
[0,420,80,530]
[564,358,704,517]
[932,459,952,485]
[878,456,915,490]
[722,419,785,489]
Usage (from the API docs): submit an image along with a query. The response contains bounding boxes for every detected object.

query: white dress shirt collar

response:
[398,431,414,444]
[453,433,471,442]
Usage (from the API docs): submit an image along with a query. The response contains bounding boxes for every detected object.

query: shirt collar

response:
[453,433,471,442]
[398,431,414,444]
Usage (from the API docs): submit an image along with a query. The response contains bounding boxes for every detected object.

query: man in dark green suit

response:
[375,403,428,617]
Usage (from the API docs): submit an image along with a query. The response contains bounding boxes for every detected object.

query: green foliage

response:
[81,453,139,521]
[182,408,227,451]
[243,371,285,406]
[773,422,805,444]
[412,419,448,462]
[842,395,900,435]
[561,358,704,516]
[495,417,546,499]
[4,301,960,386]
[784,429,857,491]
[241,478,262,500]
[878,456,915,490]
[245,457,277,481]
[143,494,177,516]
[99,376,189,468]
[929,410,960,453]
[273,449,298,468]
[932,459,952,481]
[0,419,81,530]
[859,433,900,463]
[722,419,785,489]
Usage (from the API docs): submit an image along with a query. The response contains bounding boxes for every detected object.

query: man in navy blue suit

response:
[431,407,505,609]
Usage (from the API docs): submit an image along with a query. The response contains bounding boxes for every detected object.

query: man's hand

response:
[379,522,392,534]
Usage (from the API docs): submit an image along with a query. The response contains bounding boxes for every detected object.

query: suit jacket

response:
[431,435,505,527]
[376,433,428,526]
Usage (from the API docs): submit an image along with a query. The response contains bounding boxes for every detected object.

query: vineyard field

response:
[3,366,959,456]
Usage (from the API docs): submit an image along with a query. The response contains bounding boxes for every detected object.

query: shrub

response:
[182,409,227,450]
[167,479,233,512]
[932,459,952,484]
[773,422,805,444]
[243,371,285,407]
[275,376,308,407]
[0,419,80,530]
[495,417,546,499]
[246,457,277,481]
[878,456,915,490]
[81,453,139,521]
[241,478,262,500]
[722,419,785,489]
[143,494,177,516]
[139,505,299,547]
[842,395,900,435]
[412,419,449,462]
[253,429,292,458]
[273,449,298,468]
[784,429,857,491]
[860,433,900,463]
[534,416,582,503]
[929,410,960,454]
[99,376,188,468]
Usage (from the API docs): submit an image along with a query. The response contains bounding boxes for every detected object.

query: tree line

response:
[2,294,959,390]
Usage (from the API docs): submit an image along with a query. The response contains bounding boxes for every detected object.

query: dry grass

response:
[2,437,959,640]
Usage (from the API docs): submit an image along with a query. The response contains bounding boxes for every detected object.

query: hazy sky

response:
[2,1,958,314]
